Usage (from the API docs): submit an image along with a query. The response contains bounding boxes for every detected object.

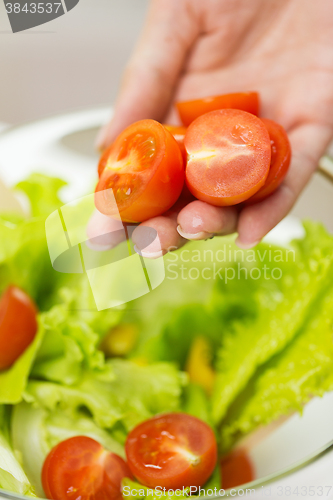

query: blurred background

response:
[0,0,149,126]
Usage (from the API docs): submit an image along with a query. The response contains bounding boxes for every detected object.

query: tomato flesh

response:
[184,109,271,206]
[221,450,254,489]
[95,120,184,223]
[247,118,291,204]
[0,285,38,371]
[164,125,187,164]
[125,413,217,490]
[177,92,259,127]
[42,436,133,500]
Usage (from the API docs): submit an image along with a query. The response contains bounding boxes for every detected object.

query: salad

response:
[0,173,333,500]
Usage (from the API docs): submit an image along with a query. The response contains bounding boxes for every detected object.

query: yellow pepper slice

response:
[186,336,215,395]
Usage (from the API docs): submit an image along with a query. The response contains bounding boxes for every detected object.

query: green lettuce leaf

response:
[0,323,44,405]
[0,406,35,496]
[182,383,214,429]
[11,402,125,497]
[0,217,54,303]
[31,294,117,386]
[220,288,333,452]
[212,222,333,424]
[15,173,66,219]
[133,304,223,368]
[0,174,72,307]
[25,359,186,432]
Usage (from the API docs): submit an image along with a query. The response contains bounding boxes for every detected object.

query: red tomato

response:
[177,92,259,127]
[95,120,184,223]
[164,125,187,163]
[125,413,217,490]
[246,118,291,204]
[184,109,271,206]
[98,143,113,178]
[42,436,133,500]
[0,285,38,371]
[221,450,254,489]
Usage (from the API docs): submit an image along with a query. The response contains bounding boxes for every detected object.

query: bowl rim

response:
[0,440,332,499]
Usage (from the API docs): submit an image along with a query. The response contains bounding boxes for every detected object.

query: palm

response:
[95,0,333,256]
[168,0,332,130]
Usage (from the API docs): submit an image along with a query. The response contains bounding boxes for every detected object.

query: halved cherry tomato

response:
[246,118,291,204]
[125,413,217,490]
[95,120,184,223]
[184,109,271,206]
[0,285,38,371]
[177,92,259,127]
[42,436,133,500]
[164,125,187,163]
[98,143,113,178]
[220,450,254,489]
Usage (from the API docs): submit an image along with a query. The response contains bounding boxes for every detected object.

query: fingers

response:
[90,121,333,257]
[177,200,238,240]
[86,209,185,258]
[236,122,333,248]
[86,210,126,251]
[96,0,199,150]
[133,214,186,259]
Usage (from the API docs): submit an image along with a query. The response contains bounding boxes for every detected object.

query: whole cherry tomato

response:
[0,285,38,371]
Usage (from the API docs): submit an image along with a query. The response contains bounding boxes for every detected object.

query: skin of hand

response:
[92,0,333,257]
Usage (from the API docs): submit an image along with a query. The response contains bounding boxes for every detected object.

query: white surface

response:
[0,0,149,124]
[0,107,109,200]
[251,392,333,478]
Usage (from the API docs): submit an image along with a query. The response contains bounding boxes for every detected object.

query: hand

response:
[92,0,333,257]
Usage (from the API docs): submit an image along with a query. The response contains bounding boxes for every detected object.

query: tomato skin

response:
[42,436,133,500]
[98,143,113,178]
[0,285,38,371]
[95,120,184,223]
[246,118,291,204]
[125,413,217,490]
[184,109,271,206]
[164,125,187,164]
[221,450,254,489]
[177,92,259,127]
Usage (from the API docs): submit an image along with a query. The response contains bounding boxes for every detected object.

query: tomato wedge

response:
[164,125,187,163]
[42,436,133,500]
[125,413,217,490]
[220,450,254,489]
[0,285,38,371]
[247,118,291,204]
[95,120,184,223]
[177,92,259,127]
[184,109,271,206]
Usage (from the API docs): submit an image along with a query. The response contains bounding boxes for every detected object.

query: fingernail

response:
[177,225,214,241]
[85,239,114,252]
[235,237,260,249]
[134,245,164,259]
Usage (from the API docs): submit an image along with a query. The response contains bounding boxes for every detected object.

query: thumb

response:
[96,0,199,150]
